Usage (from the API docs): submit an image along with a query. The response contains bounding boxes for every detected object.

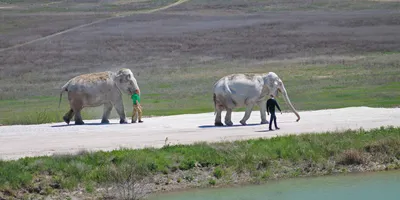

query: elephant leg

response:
[240,104,254,125]
[63,109,74,125]
[259,101,268,124]
[214,107,224,126]
[113,97,127,124]
[74,109,84,125]
[225,108,233,126]
[71,100,84,125]
[101,102,113,124]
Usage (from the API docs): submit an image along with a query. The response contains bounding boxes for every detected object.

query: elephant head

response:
[114,68,140,95]
[263,72,300,122]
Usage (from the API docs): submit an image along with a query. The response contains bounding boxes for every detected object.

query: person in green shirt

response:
[131,89,143,123]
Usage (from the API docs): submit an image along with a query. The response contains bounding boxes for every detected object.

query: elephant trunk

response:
[280,83,300,122]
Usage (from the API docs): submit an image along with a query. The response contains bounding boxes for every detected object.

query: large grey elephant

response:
[58,68,140,125]
[213,72,300,126]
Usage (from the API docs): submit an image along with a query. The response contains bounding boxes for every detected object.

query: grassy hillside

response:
[1,53,399,125]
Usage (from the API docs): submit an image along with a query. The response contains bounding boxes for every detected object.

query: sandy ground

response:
[0,107,399,161]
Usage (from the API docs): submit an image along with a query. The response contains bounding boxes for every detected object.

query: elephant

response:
[212,72,300,126]
[58,68,140,125]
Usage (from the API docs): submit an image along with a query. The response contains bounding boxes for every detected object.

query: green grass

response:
[1,53,399,125]
[0,126,399,198]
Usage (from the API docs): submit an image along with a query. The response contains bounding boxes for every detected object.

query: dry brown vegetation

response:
[338,149,366,165]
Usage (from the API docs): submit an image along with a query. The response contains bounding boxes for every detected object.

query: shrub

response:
[213,167,224,179]
[337,149,366,165]
[208,178,216,185]
[104,160,151,200]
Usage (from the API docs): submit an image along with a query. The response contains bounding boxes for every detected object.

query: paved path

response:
[1,107,399,160]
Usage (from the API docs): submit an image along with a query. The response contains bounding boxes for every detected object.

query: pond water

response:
[149,170,400,200]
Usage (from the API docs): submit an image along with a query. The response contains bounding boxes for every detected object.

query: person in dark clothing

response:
[266,94,282,131]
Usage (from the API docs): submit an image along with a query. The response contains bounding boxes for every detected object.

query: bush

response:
[364,139,400,156]
[104,160,151,200]
[213,167,224,179]
[337,149,366,165]
[208,178,216,186]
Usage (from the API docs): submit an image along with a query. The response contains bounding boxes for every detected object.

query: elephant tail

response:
[213,93,217,115]
[58,81,70,108]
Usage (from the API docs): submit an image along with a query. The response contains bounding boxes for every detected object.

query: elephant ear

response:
[115,71,127,83]
[115,72,122,82]
[125,74,131,82]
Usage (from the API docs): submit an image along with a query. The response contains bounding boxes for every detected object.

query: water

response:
[149,170,400,200]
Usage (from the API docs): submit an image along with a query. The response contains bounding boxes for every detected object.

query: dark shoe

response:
[269,128,273,131]
[138,120,143,123]
[131,121,136,123]
[275,127,280,130]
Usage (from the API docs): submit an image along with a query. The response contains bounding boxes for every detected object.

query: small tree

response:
[105,160,151,200]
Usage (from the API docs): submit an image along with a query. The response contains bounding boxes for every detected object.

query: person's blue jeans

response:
[269,113,278,129]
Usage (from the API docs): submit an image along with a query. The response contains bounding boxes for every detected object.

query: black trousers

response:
[269,113,278,129]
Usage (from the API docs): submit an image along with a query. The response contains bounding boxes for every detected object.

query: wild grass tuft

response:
[337,149,365,165]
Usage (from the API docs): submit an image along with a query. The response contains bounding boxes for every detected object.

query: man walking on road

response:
[266,94,282,131]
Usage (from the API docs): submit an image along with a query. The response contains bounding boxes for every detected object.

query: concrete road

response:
[1,107,399,160]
